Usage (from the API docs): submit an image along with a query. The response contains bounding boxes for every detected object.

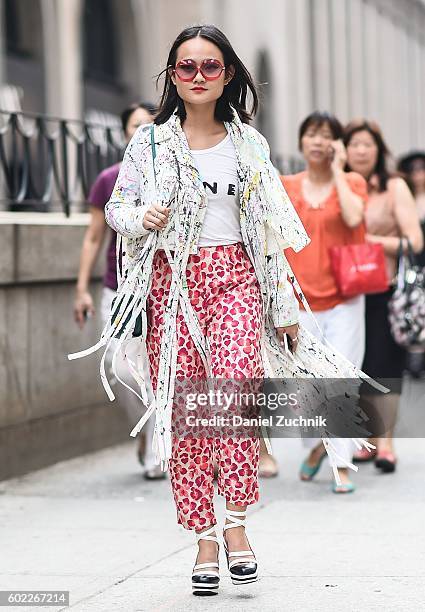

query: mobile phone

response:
[327,146,335,161]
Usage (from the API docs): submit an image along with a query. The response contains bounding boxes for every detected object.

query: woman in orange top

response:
[281,112,367,494]
[345,120,423,473]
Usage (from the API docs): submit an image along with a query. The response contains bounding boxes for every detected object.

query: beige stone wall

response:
[0,214,128,479]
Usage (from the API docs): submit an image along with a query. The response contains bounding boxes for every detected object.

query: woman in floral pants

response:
[104,24,303,595]
[70,24,377,597]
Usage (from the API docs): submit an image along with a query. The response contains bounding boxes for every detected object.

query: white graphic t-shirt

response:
[191,134,242,247]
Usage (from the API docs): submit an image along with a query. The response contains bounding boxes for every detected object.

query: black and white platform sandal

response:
[192,525,220,596]
[223,509,258,585]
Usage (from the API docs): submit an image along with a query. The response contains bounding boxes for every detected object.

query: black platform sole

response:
[230,574,258,585]
[192,583,219,596]
[375,458,396,473]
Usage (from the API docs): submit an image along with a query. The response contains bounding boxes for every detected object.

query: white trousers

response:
[101,287,156,469]
[299,295,366,467]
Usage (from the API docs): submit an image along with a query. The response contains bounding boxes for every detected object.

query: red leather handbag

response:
[329,242,389,297]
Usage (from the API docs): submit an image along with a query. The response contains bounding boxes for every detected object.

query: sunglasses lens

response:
[174,59,224,81]
[202,60,223,78]
[175,61,197,80]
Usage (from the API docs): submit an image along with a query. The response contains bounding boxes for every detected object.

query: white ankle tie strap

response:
[223,509,246,531]
[196,524,219,544]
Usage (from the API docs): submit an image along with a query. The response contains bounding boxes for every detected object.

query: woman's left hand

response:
[329,139,347,175]
[275,323,299,353]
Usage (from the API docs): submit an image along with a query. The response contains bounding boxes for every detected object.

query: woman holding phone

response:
[281,112,368,494]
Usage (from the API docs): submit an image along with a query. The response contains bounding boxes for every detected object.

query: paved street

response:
[1,380,425,612]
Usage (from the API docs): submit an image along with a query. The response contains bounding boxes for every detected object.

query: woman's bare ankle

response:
[307,444,325,466]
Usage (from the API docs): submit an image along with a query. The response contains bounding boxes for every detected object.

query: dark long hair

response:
[154,25,258,125]
[120,102,157,132]
[344,119,391,192]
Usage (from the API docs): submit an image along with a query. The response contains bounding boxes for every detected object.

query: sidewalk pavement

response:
[1,382,425,612]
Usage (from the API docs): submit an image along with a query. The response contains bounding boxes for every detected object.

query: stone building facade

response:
[0,0,423,159]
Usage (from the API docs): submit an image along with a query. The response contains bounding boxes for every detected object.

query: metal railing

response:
[0,109,125,216]
[0,108,305,216]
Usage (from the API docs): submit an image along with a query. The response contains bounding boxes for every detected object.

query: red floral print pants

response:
[146,243,264,531]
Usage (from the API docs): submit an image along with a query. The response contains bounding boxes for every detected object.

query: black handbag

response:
[388,238,425,348]
[111,294,143,339]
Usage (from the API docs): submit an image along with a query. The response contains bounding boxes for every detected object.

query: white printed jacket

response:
[69,109,382,479]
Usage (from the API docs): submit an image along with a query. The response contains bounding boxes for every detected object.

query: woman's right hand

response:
[142,202,170,231]
[74,291,95,329]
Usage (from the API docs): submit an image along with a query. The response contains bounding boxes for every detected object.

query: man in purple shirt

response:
[74,102,164,479]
